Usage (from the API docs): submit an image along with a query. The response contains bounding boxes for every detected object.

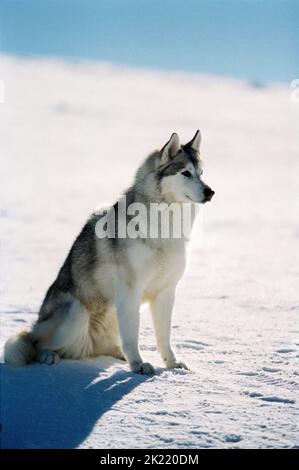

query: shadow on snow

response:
[0,357,150,448]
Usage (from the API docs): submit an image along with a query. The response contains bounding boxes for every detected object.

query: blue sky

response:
[0,0,298,83]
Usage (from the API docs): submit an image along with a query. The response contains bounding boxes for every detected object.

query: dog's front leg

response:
[116,283,155,375]
[150,286,190,370]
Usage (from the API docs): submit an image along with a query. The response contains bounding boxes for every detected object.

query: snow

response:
[0,55,299,449]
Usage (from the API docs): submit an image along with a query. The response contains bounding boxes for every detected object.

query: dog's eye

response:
[182,170,192,177]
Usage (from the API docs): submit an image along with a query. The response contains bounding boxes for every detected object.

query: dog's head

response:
[157,131,214,204]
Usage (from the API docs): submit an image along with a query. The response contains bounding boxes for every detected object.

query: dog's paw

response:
[37,350,60,365]
[131,361,155,375]
[166,360,190,371]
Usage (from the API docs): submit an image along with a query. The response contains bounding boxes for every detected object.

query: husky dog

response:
[4,131,214,374]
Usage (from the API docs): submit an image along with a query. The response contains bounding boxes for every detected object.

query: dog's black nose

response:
[204,187,215,200]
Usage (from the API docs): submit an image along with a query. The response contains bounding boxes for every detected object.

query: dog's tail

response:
[4,330,36,366]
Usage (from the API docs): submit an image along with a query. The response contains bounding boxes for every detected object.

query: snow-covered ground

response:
[0,56,298,449]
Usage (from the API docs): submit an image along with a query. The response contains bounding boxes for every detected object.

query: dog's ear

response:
[185,129,201,153]
[160,133,180,165]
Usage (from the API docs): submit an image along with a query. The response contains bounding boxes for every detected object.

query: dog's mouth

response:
[185,195,202,203]
[185,195,214,204]
[185,188,215,204]
[202,196,212,204]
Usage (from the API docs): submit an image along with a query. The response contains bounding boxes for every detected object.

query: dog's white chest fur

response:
[127,240,187,301]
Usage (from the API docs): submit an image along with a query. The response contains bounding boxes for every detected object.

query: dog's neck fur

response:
[109,151,197,243]
[127,150,172,205]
